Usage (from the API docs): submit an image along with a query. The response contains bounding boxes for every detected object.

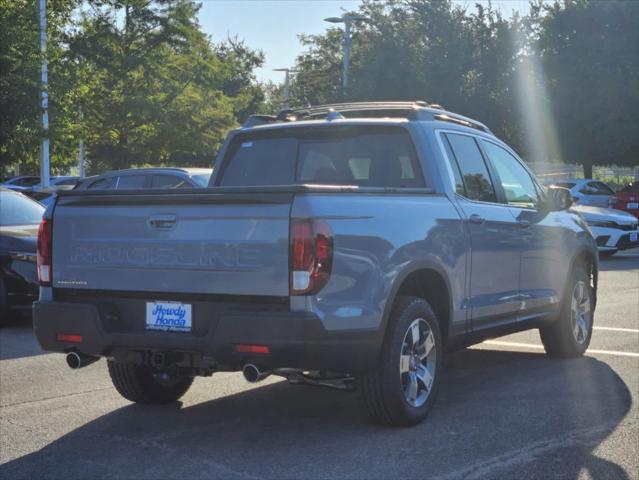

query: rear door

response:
[441,132,521,328]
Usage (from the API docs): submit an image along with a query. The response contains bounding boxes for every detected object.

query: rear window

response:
[218,126,425,188]
[553,182,576,189]
[0,191,44,225]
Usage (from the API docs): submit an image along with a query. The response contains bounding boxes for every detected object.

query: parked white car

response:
[551,179,615,207]
[574,205,639,256]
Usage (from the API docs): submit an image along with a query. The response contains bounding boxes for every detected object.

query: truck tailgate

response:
[51,191,292,296]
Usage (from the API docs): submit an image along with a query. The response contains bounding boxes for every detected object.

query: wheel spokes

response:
[400,354,411,374]
[416,365,433,391]
[406,372,419,402]
[411,323,420,346]
[415,329,435,360]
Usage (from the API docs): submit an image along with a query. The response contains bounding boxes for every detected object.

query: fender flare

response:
[378,259,455,344]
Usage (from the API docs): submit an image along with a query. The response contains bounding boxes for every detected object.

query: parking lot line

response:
[593,326,639,333]
[480,340,639,358]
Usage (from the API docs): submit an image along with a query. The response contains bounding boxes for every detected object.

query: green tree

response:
[0,0,79,176]
[290,0,524,153]
[69,0,264,172]
[532,0,639,177]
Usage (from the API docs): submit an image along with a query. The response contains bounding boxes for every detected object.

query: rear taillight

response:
[290,219,333,295]
[37,218,52,286]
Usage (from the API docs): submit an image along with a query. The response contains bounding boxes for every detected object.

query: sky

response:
[198,0,533,84]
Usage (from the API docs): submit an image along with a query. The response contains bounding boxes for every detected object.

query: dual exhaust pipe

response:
[66,354,270,383]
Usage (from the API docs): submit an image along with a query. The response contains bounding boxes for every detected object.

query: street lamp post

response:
[38,0,50,187]
[324,14,369,98]
[273,68,295,110]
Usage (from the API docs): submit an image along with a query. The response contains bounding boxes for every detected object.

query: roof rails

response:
[242,101,492,133]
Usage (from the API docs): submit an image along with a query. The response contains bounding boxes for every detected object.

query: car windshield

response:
[0,191,44,225]
[190,173,211,187]
[620,182,639,193]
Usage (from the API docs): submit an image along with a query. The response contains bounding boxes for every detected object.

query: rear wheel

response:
[360,296,442,426]
[540,265,594,357]
[107,360,194,404]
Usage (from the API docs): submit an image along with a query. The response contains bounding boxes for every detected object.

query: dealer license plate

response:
[630,232,638,243]
[146,301,192,332]
[627,202,638,210]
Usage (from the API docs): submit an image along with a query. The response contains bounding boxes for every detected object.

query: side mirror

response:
[543,186,573,211]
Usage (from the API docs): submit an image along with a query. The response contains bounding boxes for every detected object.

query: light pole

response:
[324,14,369,98]
[273,68,296,110]
[38,0,50,187]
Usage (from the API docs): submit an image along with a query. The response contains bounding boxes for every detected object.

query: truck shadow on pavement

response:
[1,349,632,479]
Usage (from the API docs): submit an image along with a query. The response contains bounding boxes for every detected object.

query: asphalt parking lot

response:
[1,250,637,479]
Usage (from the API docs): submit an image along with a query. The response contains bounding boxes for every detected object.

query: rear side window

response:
[218,126,425,188]
[87,177,115,190]
[580,181,614,195]
[151,174,188,189]
[117,175,147,189]
[444,133,497,202]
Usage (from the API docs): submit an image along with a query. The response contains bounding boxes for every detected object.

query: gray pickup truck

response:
[33,102,598,426]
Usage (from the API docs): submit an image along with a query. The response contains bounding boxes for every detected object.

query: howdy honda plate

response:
[146,301,192,332]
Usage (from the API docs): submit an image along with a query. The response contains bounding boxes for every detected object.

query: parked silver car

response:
[73,167,212,190]
[550,178,615,207]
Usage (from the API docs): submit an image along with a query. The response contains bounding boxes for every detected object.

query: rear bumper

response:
[32,300,382,373]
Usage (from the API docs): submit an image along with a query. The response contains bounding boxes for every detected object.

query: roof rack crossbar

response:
[243,101,491,134]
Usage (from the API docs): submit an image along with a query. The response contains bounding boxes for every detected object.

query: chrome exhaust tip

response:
[242,363,270,383]
[66,351,99,370]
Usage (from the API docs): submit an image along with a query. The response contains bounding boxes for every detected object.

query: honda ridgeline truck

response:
[33,102,598,426]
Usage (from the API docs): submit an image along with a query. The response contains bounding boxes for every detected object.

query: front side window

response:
[481,140,538,208]
[444,133,497,202]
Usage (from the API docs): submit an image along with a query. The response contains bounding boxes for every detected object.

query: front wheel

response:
[107,360,194,404]
[540,265,594,357]
[360,296,443,426]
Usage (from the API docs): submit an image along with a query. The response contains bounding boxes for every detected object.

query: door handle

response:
[518,219,531,229]
[148,214,177,230]
[469,214,485,225]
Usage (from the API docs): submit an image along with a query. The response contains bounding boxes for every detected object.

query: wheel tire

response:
[107,360,194,404]
[360,296,443,427]
[0,273,9,324]
[599,250,617,259]
[540,265,594,358]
